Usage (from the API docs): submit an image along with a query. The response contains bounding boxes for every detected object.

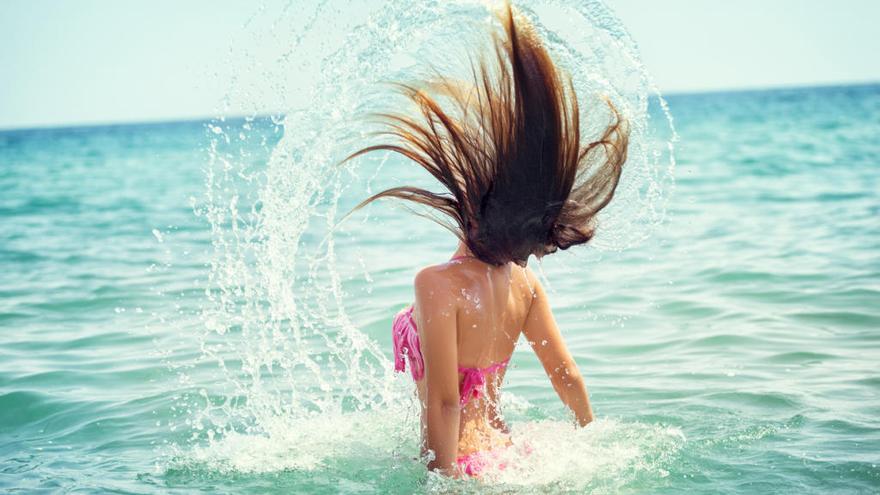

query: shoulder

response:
[414,263,448,285]
[520,264,545,301]
[413,264,456,297]
[413,263,463,312]
[521,264,538,285]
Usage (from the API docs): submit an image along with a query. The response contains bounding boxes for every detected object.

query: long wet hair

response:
[344,3,629,266]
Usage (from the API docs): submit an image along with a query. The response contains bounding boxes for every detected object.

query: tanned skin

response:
[413,242,594,476]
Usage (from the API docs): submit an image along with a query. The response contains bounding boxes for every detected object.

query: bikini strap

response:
[483,357,510,374]
[457,357,510,406]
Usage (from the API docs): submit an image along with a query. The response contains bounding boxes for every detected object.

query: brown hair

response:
[344,2,629,266]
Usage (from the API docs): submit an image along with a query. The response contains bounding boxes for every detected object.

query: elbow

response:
[443,400,461,414]
[432,397,461,415]
[566,371,585,389]
[553,364,584,389]
[427,390,461,415]
[556,374,585,403]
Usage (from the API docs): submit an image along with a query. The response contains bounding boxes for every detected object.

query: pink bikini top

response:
[391,255,510,406]
[393,305,510,406]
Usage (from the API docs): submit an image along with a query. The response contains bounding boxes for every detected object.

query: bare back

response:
[411,249,594,471]
[412,256,534,455]
[447,257,530,365]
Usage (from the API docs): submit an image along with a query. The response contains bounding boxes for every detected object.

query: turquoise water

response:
[3,0,880,490]
[2,83,879,493]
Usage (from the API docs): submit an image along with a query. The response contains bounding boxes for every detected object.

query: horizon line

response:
[1,79,877,134]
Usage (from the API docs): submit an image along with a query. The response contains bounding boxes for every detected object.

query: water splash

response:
[433,417,686,493]
[167,0,677,490]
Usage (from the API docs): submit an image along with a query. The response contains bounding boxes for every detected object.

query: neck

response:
[452,241,474,259]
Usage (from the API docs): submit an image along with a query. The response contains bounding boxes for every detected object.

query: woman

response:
[345,2,628,477]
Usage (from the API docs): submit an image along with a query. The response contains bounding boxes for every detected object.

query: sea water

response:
[2,1,879,493]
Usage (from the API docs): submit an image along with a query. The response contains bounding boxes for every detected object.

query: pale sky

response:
[1,0,878,130]
[608,0,880,94]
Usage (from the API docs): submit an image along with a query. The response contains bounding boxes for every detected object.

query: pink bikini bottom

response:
[456,448,506,477]
[456,440,532,477]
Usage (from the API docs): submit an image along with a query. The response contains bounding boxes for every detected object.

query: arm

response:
[413,268,461,475]
[522,267,594,426]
